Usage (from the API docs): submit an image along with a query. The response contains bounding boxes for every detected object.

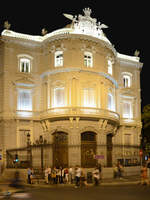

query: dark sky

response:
[0,0,149,111]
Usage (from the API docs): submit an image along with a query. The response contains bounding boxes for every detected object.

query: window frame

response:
[55,51,63,67]
[17,54,33,73]
[52,87,65,107]
[84,52,93,68]
[17,89,32,111]
[107,59,113,75]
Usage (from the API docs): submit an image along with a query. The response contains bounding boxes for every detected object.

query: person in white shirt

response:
[74,165,81,188]
[93,167,100,186]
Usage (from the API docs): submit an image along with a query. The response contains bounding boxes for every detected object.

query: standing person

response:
[74,165,81,188]
[69,166,73,184]
[51,167,57,184]
[64,168,69,184]
[147,158,150,184]
[141,163,149,185]
[27,168,32,184]
[93,167,100,186]
[44,167,49,184]
[113,164,118,179]
[117,161,123,179]
[47,166,51,184]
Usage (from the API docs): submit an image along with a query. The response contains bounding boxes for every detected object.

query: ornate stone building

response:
[0,8,143,168]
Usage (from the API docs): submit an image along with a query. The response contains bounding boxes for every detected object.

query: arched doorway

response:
[53,131,68,168]
[81,131,97,168]
[107,133,113,167]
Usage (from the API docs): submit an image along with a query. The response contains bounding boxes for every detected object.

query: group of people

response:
[44,165,102,187]
[27,164,102,187]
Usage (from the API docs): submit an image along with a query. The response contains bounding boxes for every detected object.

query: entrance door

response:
[81,132,97,168]
[53,132,68,168]
[107,133,113,167]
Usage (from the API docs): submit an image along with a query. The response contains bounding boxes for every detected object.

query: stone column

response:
[96,128,107,166]
[68,122,81,167]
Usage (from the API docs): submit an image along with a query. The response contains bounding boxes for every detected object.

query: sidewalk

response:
[0,175,141,190]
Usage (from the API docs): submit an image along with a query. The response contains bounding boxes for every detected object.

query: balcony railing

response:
[40,107,120,122]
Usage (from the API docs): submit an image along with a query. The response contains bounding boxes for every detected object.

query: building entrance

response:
[107,133,113,167]
[53,131,68,168]
[81,131,97,168]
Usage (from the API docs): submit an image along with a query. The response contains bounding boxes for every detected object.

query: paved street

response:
[26,185,150,200]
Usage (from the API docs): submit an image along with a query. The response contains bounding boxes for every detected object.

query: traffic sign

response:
[139,149,143,157]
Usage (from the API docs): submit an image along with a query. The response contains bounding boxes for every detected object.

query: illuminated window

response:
[123,75,131,88]
[17,89,32,111]
[53,87,65,107]
[108,93,115,111]
[84,52,93,67]
[108,60,112,75]
[123,102,132,118]
[20,58,31,73]
[55,51,63,67]
[83,88,96,107]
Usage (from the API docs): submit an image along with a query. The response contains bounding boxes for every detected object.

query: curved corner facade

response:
[0,9,143,169]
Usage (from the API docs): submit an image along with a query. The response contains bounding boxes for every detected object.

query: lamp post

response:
[39,135,44,172]
[26,132,32,168]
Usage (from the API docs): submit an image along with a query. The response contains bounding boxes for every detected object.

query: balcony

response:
[40,107,120,123]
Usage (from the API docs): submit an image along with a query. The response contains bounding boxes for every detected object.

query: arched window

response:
[55,51,63,67]
[84,52,93,67]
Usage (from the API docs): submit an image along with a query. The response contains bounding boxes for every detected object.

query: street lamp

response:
[26,132,32,168]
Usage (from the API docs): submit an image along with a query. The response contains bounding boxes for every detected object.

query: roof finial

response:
[41,28,48,36]
[134,50,140,57]
[83,7,92,17]
[4,21,11,30]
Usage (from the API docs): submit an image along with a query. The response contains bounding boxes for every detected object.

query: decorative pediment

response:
[13,76,35,88]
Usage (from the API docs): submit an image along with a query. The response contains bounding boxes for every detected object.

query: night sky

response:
[0,0,149,111]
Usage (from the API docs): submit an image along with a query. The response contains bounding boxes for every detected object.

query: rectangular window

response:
[20,58,30,73]
[55,51,63,67]
[18,89,32,111]
[83,88,95,107]
[123,75,131,88]
[108,93,115,111]
[108,60,112,75]
[123,102,132,118]
[84,52,93,67]
[53,87,65,107]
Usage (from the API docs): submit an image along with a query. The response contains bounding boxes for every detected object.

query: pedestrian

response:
[69,166,73,184]
[147,158,150,184]
[47,166,51,184]
[80,168,88,187]
[141,163,149,185]
[74,165,81,188]
[44,167,49,184]
[93,167,100,186]
[64,168,69,184]
[51,167,57,184]
[117,162,123,179]
[113,164,118,179]
[27,168,32,184]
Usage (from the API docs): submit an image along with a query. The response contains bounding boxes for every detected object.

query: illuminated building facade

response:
[0,8,143,168]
